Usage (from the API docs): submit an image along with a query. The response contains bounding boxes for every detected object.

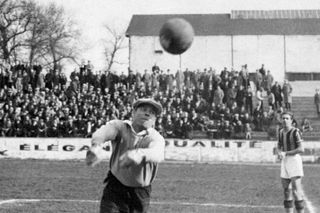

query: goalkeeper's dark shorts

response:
[100,171,152,213]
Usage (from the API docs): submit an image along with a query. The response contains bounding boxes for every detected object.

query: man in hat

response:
[86,98,164,213]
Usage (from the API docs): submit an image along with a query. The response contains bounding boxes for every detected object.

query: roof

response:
[126,13,320,36]
[231,10,320,19]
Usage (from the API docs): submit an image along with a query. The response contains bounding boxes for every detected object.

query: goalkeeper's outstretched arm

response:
[86,121,119,166]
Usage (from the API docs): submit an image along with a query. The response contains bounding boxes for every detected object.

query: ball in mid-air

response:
[159,18,194,55]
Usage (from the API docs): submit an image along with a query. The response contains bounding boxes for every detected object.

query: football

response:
[159,18,194,55]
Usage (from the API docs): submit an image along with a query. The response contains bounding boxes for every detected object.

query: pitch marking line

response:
[302,188,317,213]
[0,200,16,205]
[0,199,282,209]
[152,201,282,209]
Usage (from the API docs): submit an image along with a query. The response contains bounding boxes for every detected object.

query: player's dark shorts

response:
[100,171,151,213]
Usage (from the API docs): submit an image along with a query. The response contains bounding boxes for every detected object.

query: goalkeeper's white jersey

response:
[92,119,165,187]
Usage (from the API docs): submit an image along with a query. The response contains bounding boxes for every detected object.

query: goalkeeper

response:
[86,98,165,213]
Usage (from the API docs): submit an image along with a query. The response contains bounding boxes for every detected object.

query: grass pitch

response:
[0,159,319,213]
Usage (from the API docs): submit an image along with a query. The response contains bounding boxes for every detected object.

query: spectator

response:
[267,90,275,110]
[6,69,14,88]
[256,87,264,110]
[241,112,253,126]
[1,118,14,137]
[265,70,274,91]
[193,114,206,131]
[223,107,232,121]
[47,119,59,137]
[37,118,47,137]
[175,69,184,92]
[221,120,233,139]
[36,69,46,90]
[208,102,219,120]
[45,70,54,90]
[244,123,252,139]
[240,65,250,89]
[152,63,160,73]
[255,69,263,89]
[85,119,95,138]
[127,69,136,89]
[231,113,240,126]
[57,118,67,137]
[301,118,313,133]
[22,115,33,137]
[314,88,320,117]
[205,120,217,139]
[182,117,193,139]
[213,85,224,106]
[225,84,236,108]
[271,81,282,110]
[261,111,271,132]
[174,120,185,138]
[142,69,151,89]
[244,85,253,115]
[59,72,68,89]
[13,117,24,137]
[74,114,87,137]
[29,117,39,137]
[194,96,208,114]
[155,117,165,136]
[233,120,244,139]
[266,105,275,121]
[282,79,293,111]
[52,70,60,89]
[65,116,75,137]
[164,119,174,138]
[253,103,263,131]
[235,85,246,109]
[15,71,23,93]
[259,64,266,76]
[165,69,174,92]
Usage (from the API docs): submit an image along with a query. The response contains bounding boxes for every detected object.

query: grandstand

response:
[1,10,320,141]
[0,60,319,141]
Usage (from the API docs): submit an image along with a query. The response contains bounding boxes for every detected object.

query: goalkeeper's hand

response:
[86,146,104,167]
[119,150,144,168]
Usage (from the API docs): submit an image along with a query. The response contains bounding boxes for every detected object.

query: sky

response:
[45,0,320,74]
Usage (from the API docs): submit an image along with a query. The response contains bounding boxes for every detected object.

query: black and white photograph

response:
[0,0,320,212]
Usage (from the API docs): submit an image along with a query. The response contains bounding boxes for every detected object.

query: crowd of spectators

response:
[0,60,300,139]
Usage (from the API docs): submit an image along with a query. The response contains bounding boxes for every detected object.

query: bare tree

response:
[24,3,47,65]
[0,1,81,73]
[24,2,80,71]
[103,25,127,72]
[0,0,35,62]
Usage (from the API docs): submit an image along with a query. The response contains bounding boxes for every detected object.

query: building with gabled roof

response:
[126,10,320,82]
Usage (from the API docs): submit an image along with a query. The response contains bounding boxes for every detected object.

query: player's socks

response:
[294,200,304,213]
[284,200,293,213]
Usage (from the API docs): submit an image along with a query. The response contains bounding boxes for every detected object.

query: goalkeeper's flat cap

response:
[133,98,163,115]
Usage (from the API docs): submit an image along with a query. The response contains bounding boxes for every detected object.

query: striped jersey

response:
[277,127,303,152]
